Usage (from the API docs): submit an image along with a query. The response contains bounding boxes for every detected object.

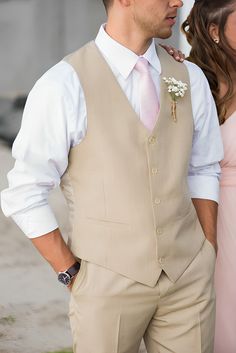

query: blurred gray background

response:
[0,0,193,145]
[0,0,106,95]
[0,1,194,353]
[0,0,193,96]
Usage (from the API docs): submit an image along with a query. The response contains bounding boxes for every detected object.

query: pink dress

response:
[214,111,236,353]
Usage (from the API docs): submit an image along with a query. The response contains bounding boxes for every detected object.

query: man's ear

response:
[209,23,220,44]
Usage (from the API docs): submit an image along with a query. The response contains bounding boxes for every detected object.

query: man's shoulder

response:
[183,59,203,73]
[183,60,215,111]
[183,60,208,86]
[34,43,94,93]
[28,59,82,103]
[36,60,78,90]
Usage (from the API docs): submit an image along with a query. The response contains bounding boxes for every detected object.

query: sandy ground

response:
[0,142,146,353]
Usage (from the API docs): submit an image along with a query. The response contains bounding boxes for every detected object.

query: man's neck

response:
[105,21,152,56]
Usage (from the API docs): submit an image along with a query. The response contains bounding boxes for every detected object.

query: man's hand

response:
[67,274,78,292]
[160,44,185,62]
[192,198,218,254]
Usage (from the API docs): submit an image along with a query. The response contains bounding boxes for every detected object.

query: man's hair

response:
[102,0,113,11]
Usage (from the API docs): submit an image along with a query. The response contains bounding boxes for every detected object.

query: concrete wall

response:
[0,0,106,95]
[179,0,194,55]
[0,0,194,96]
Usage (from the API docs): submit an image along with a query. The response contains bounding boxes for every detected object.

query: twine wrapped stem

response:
[171,100,177,122]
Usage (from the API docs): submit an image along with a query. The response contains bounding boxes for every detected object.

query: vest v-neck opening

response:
[89,41,163,138]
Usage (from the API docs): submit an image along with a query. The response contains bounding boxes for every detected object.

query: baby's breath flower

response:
[163,77,188,122]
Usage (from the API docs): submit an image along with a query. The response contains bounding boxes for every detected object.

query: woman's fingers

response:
[159,44,185,62]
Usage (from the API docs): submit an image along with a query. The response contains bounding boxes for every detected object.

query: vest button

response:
[156,228,163,235]
[159,257,165,264]
[152,168,158,174]
[154,198,161,205]
[148,136,157,144]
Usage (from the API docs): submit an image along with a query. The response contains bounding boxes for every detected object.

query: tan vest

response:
[61,41,205,287]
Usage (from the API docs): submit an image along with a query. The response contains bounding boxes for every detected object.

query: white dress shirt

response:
[1,25,224,238]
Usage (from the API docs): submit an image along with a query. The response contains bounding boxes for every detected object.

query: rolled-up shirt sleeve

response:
[185,61,224,203]
[1,62,84,238]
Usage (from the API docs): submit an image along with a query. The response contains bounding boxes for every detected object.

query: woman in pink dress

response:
[182,1,236,352]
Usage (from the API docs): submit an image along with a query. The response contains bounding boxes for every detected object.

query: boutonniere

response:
[163,77,188,122]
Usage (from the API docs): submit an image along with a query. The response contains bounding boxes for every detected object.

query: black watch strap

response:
[67,261,81,278]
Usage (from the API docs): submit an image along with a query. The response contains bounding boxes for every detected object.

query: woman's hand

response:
[160,44,185,62]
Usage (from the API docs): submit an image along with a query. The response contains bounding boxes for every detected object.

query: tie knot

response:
[135,57,149,74]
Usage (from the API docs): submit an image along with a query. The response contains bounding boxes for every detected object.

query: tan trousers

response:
[69,239,216,353]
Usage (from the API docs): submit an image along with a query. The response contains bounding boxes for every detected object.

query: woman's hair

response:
[182,0,236,124]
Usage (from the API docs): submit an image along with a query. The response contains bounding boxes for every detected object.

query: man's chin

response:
[154,29,172,40]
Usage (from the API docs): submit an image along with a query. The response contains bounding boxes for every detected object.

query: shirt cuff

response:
[12,205,59,238]
[188,175,220,204]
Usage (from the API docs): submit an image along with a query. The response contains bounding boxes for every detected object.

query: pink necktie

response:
[135,57,160,131]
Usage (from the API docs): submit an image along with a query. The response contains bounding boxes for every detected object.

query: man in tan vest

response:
[1,0,224,352]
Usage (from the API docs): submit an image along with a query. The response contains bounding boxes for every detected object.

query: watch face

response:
[58,272,71,285]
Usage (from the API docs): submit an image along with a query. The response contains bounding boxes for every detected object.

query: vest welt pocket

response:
[84,217,129,226]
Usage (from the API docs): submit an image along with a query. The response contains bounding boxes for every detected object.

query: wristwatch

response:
[58,261,81,286]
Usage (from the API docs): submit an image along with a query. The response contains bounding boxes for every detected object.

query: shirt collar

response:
[95,24,161,79]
